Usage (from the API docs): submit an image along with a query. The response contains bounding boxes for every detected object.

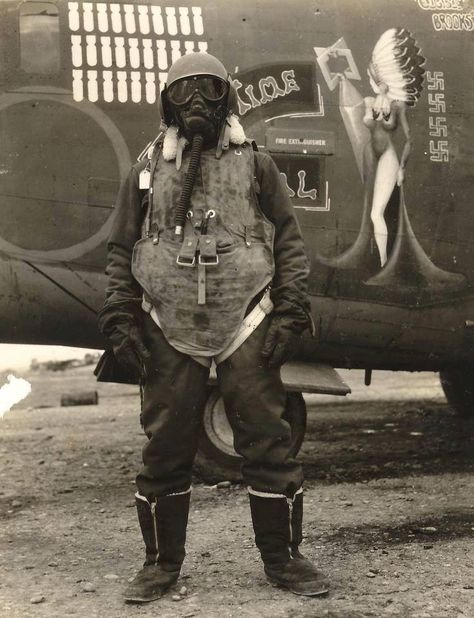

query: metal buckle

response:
[198,255,219,266]
[176,255,196,267]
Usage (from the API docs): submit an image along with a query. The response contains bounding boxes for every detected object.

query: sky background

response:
[0,344,99,372]
[0,345,446,401]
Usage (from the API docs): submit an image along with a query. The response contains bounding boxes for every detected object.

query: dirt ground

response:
[0,368,473,618]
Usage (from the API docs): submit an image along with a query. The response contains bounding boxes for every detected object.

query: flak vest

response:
[132,143,275,357]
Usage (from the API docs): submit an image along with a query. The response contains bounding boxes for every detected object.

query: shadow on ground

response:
[318,509,474,548]
[300,399,474,484]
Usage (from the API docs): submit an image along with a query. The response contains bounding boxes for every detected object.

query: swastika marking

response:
[426,71,445,91]
[429,140,449,162]
[428,93,446,114]
[429,116,448,138]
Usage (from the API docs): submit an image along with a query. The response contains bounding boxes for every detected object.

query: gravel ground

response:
[0,368,473,618]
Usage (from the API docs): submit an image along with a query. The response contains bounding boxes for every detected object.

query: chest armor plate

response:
[132,145,275,356]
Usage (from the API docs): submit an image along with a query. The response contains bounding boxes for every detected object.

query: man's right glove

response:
[108,317,151,379]
[98,301,151,381]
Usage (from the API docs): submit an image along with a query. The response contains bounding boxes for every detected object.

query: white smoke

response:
[0,375,32,418]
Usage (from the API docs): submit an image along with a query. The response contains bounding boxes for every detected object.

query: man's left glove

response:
[261,295,314,368]
[261,315,299,368]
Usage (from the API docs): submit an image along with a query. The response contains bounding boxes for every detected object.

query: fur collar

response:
[161,114,247,162]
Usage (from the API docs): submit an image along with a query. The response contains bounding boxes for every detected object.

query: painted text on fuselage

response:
[232,71,300,116]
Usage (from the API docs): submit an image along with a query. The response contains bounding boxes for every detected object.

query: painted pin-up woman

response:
[363,28,425,266]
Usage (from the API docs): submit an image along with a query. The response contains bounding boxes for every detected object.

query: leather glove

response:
[261,316,299,368]
[108,317,151,380]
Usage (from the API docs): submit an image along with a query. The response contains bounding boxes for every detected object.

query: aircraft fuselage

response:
[0,0,472,372]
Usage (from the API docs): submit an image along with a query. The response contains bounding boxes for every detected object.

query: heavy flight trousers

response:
[136,313,303,499]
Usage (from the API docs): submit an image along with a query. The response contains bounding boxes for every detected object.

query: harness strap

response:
[148,287,274,365]
[198,235,218,265]
[197,262,206,305]
[176,236,199,266]
[145,141,163,237]
[214,289,273,364]
[247,141,261,199]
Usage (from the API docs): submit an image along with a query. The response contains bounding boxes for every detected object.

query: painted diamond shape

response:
[314,37,361,91]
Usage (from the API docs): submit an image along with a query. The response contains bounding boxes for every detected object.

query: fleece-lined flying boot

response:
[124,489,190,603]
[249,488,329,596]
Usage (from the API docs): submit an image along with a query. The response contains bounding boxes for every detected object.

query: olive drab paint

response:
[0,0,473,374]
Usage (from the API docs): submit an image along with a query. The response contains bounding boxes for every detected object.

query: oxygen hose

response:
[174,133,204,235]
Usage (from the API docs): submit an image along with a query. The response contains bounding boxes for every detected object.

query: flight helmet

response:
[159,52,238,130]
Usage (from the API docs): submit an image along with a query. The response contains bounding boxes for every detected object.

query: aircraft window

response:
[20,2,59,74]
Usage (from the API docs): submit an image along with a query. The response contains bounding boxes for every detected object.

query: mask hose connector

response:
[174,133,204,236]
